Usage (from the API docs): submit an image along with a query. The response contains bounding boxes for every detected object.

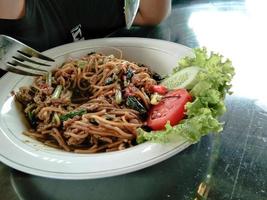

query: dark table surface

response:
[1,0,267,199]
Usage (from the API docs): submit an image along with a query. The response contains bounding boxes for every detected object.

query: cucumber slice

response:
[161,66,201,90]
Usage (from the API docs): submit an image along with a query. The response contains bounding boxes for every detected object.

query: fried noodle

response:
[16,52,158,153]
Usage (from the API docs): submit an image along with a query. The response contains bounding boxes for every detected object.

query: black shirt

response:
[0,0,126,51]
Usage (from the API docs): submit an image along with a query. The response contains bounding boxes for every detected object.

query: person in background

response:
[0,0,171,51]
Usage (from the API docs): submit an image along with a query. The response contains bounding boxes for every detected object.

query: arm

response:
[133,0,171,26]
[0,0,25,19]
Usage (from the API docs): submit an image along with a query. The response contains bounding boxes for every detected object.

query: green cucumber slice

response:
[161,66,200,90]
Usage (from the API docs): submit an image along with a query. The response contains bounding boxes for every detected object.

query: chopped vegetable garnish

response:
[126,69,134,80]
[52,113,61,125]
[51,85,63,99]
[150,93,163,105]
[27,111,37,128]
[77,60,88,69]
[115,89,122,104]
[59,109,87,121]
[46,71,52,86]
[126,96,147,115]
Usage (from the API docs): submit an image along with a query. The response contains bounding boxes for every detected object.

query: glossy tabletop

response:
[1,0,267,199]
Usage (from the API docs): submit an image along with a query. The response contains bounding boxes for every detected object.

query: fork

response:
[0,35,55,76]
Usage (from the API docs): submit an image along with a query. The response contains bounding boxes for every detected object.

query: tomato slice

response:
[147,89,192,130]
[150,85,168,95]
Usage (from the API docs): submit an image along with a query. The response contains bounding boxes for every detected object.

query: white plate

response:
[0,37,193,180]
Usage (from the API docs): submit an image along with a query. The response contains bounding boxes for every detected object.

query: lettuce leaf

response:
[137,47,235,143]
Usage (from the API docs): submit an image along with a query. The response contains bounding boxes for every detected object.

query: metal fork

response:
[0,35,55,76]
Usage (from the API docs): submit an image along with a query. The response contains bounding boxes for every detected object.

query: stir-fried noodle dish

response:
[15,52,161,153]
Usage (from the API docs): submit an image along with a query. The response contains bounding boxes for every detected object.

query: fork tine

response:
[18,49,55,62]
[1,35,55,62]
[8,59,47,72]
[6,63,45,76]
[13,53,51,66]
[1,35,55,76]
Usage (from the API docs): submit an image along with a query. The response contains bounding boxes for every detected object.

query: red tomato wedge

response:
[147,89,192,130]
[150,85,168,95]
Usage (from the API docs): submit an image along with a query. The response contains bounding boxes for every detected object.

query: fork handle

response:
[0,35,12,70]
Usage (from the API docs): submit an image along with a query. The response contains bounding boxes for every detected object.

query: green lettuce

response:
[137,47,235,143]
